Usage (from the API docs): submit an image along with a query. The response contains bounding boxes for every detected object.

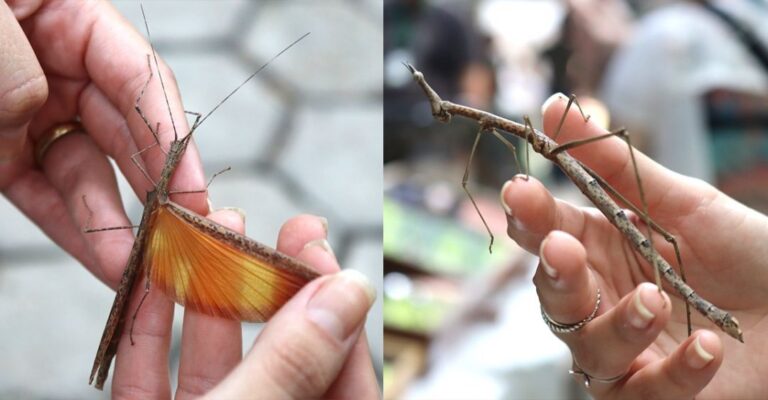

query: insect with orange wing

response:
[86,10,317,389]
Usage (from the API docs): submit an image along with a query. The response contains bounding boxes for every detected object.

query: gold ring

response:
[34,121,85,166]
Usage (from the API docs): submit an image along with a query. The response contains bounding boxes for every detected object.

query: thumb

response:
[203,269,376,400]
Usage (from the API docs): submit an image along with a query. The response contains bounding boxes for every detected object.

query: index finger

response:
[24,0,207,214]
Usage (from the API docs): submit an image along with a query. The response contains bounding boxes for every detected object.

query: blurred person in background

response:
[601,0,768,212]
[384,0,497,181]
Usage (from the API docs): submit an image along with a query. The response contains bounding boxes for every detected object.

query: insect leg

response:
[464,124,494,253]
[169,166,232,195]
[552,94,590,141]
[130,137,159,187]
[523,116,534,179]
[129,273,152,346]
[134,55,166,155]
[185,110,203,134]
[488,129,522,176]
[81,195,139,233]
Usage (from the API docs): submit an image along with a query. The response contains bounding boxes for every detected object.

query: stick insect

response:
[86,7,318,390]
[405,63,743,343]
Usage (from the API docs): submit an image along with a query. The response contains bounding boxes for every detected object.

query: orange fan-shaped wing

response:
[144,203,320,321]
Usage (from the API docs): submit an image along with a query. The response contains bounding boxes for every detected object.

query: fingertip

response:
[207,208,245,234]
[686,330,722,370]
[628,283,670,331]
[541,92,567,117]
[503,175,555,235]
[277,214,329,256]
[297,239,339,275]
[539,230,587,285]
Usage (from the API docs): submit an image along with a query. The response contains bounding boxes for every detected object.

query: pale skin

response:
[0,0,378,398]
[501,94,768,398]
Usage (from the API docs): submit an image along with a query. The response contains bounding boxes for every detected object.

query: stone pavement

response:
[0,1,382,398]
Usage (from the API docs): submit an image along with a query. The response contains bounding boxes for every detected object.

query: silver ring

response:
[569,359,628,388]
[541,288,601,333]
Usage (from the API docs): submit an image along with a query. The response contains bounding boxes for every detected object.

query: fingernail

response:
[687,335,714,369]
[500,180,513,215]
[541,92,566,115]
[304,238,335,257]
[207,197,214,213]
[306,269,376,340]
[318,216,328,236]
[629,285,655,329]
[219,207,246,222]
[539,236,558,280]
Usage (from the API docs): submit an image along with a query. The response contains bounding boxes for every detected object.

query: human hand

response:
[0,0,208,288]
[501,94,768,398]
[111,212,379,399]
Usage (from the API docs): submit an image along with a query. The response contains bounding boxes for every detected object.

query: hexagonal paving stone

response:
[244,1,382,95]
[279,104,382,227]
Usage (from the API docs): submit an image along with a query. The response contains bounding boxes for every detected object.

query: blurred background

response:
[383,0,768,398]
[0,0,382,398]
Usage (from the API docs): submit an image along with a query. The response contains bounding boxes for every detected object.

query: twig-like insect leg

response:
[523,117,534,179]
[131,138,160,187]
[170,166,232,195]
[185,110,203,133]
[129,267,152,346]
[552,128,693,336]
[552,94,591,141]
[135,55,166,155]
[464,123,494,253]
[82,195,139,233]
[488,129,522,176]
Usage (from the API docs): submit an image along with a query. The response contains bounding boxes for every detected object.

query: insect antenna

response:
[191,32,311,135]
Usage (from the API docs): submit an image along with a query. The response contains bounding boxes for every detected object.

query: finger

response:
[24,1,207,213]
[79,83,154,203]
[323,332,380,399]
[290,217,379,397]
[176,209,245,399]
[204,269,375,400]
[570,283,670,382]
[536,232,670,380]
[0,0,47,161]
[620,330,722,399]
[276,214,329,259]
[535,231,601,328]
[501,175,592,253]
[25,79,136,287]
[83,2,206,212]
[541,94,689,213]
[111,279,175,399]
[2,169,93,268]
[6,0,44,20]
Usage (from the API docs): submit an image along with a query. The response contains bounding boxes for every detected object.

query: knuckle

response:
[176,372,220,399]
[0,74,48,125]
[112,380,160,400]
[264,335,331,397]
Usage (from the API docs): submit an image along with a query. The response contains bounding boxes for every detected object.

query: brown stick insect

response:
[85,7,318,390]
[405,63,743,343]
